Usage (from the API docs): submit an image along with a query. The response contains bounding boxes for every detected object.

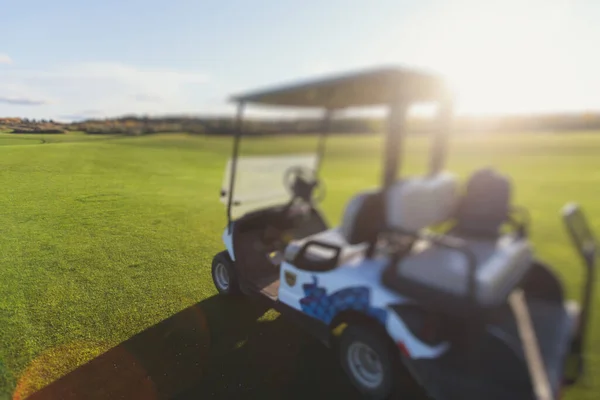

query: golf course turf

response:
[0,131,599,399]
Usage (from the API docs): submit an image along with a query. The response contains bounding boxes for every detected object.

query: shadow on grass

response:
[26,295,362,400]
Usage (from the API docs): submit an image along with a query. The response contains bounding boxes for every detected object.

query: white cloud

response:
[0,96,47,106]
[0,82,54,106]
[0,61,210,120]
[58,62,208,99]
[0,53,12,64]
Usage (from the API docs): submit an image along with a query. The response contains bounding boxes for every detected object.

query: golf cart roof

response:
[231,66,447,109]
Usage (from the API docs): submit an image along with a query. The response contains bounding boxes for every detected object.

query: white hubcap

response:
[347,342,384,389]
[214,262,230,290]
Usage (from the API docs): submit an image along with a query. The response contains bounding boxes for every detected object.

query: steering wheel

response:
[283,166,326,204]
[255,166,324,255]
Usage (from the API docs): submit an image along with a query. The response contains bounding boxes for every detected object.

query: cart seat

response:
[451,167,515,239]
[384,235,533,313]
[283,189,382,271]
[385,172,459,233]
[381,172,533,314]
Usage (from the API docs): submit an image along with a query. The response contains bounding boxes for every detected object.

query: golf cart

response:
[211,67,596,400]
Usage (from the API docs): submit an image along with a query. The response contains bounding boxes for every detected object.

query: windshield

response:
[220,153,318,219]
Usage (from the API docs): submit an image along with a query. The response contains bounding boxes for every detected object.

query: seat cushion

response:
[284,228,368,265]
[384,234,533,313]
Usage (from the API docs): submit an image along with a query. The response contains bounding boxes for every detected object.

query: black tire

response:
[338,325,400,400]
[211,251,240,295]
[563,351,585,386]
[520,259,564,303]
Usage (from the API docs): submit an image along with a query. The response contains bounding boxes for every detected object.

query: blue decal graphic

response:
[299,276,387,325]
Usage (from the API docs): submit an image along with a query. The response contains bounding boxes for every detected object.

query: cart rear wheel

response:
[211,251,240,295]
[521,260,564,303]
[338,325,398,399]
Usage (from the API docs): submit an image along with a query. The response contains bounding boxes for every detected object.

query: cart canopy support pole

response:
[227,101,245,233]
[429,98,452,176]
[383,100,406,188]
[315,109,333,173]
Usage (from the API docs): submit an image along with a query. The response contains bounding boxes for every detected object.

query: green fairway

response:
[1,131,599,399]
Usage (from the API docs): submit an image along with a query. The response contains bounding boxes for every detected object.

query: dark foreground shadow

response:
[27,295,362,400]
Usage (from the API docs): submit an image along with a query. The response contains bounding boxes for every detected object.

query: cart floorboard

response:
[243,272,280,301]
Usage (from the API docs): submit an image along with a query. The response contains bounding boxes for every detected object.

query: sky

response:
[1,0,599,121]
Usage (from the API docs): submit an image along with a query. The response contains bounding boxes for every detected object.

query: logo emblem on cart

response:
[284,270,297,287]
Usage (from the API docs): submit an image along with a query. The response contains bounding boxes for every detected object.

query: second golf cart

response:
[211,67,596,400]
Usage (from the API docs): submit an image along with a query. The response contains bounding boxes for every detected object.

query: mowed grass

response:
[1,131,600,399]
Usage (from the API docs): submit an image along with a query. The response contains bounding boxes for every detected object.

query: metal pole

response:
[383,101,406,188]
[509,289,554,400]
[429,98,453,176]
[227,102,245,233]
[315,108,332,173]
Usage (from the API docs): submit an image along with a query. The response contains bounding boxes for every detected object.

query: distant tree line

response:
[0,117,65,133]
[4,111,600,137]
[68,115,385,136]
[20,118,57,124]
[67,111,600,136]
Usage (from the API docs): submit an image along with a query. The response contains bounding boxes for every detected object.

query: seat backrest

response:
[454,168,511,237]
[339,190,384,245]
[385,172,459,232]
[338,172,459,245]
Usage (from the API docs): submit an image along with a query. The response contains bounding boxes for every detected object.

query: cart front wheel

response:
[211,251,240,295]
[339,325,398,399]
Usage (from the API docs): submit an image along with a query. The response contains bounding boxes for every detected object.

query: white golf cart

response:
[211,67,596,400]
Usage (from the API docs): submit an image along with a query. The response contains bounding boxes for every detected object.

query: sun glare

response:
[408,0,578,116]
